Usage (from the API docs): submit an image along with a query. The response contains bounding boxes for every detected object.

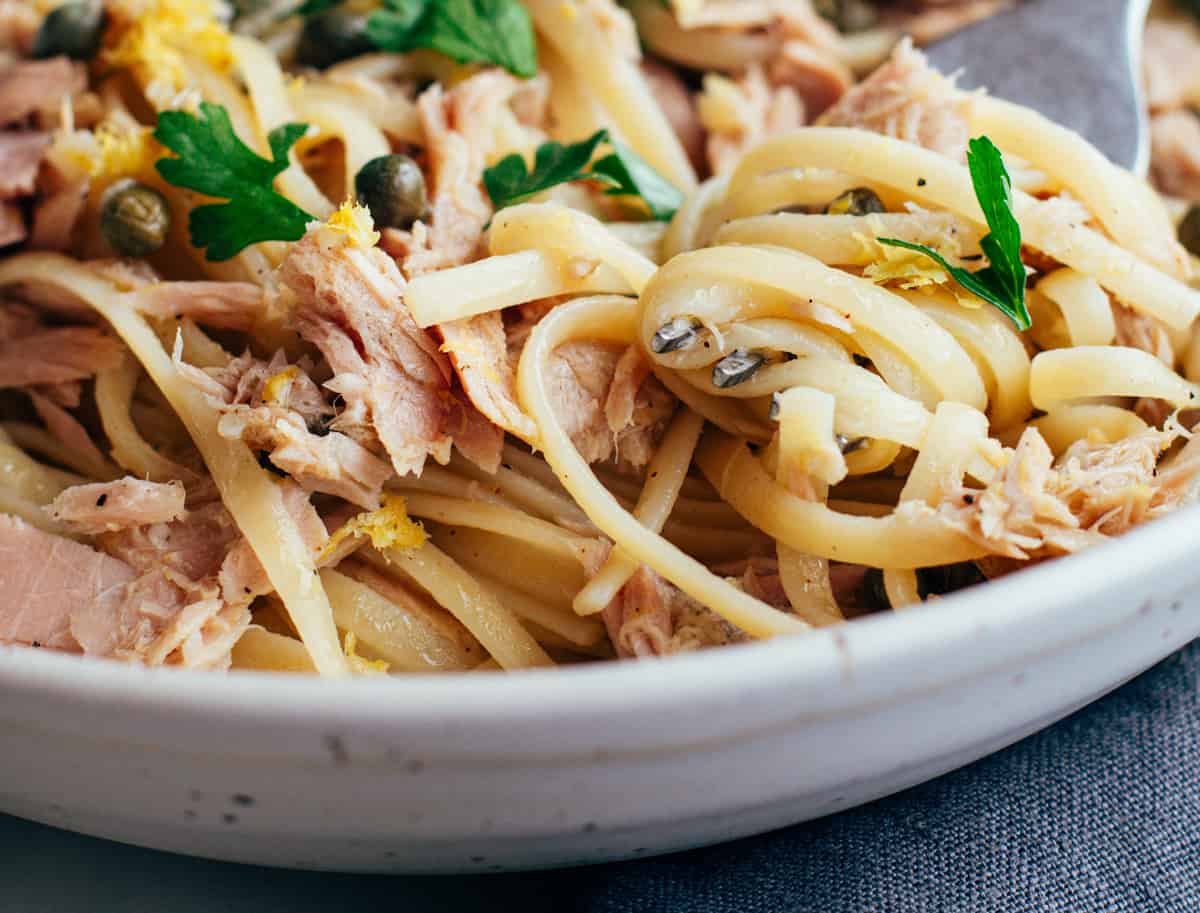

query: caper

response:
[354,154,429,230]
[711,349,765,388]
[100,180,171,258]
[825,187,886,217]
[32,1,107,61]
[1179,204,1200,257]
[651,317,700,354]
[296,7,374,70]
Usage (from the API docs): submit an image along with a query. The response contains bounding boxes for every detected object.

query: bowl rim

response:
[1,498,1196,732]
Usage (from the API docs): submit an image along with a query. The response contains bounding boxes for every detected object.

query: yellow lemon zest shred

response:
[325,200,381,249]
[344,632,389,675]
[261,366,300,405]
[856,228,977,307]
[103,0,233,90]
[320,495,427,561]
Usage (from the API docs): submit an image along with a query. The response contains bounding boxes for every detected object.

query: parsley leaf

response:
[483,129,683,220]
[153,102,315,262]
[484,130,609,210]
[367,0,537,79]
[591,137,684,221]
[365,0,427,45]
[878,136,1030,330]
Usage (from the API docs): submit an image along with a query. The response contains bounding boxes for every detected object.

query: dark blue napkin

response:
[2,641,1198,913]
[566,642,1200,913]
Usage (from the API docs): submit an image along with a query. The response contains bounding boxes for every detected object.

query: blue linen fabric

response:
[567,643,1200,913]
[2,642,1198,913]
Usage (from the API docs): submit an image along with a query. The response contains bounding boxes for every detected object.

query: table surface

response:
[0,812,557,913]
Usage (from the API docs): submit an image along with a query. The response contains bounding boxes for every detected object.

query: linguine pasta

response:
[2,0,1200,676]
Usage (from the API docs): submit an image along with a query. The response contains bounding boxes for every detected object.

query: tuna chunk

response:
[177,348,393,509]
[396,73,541,277]
[1150,110,1200,202]
[0,131,48,197]
[602,565,750,658]
[768,40,851,119]
[216,480,328,605]
[385,71,551,457]
[1,489,284,667]
[198,349,333,430]
[28,175,88,251]
[1113,302,1174,366]
[436,313,537,442]
[736,556,791,609]
[0,324,122,388]
[0,200,23,247]
[0,58,94,129]
[387,70,548,275]
[0,298,38,337]
[0,514,133,651]
[80,496,280,667]
[47,479,187,535]
[281,223,459,476]
[28,390,109,474]
[100,500,242,589]
[642,59,706,172]
[1143,19,1200,114]
[819,39,970,160]
[546,340,675,467]
[924,426,1185,560]
[603,565,676,657]
[132,281,264,331]
[699,65,804,174]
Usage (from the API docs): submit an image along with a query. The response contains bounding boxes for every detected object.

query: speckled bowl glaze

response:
[1,504,1198,873]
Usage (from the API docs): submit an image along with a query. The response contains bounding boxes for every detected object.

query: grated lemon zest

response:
[325,200,380,249]
[321,495,427,561]
[856,227,977,307]
[344,632,389,675]
[60,119,162,182]
[103,0,233,90]
[261,366,300,405]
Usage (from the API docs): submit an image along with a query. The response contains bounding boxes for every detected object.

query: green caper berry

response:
[354,154,429,230]
[32,1,107,61]
[825,187,886,217]
[1178,205,1200,257]
[296,8,374,70]
[100,181,172,258]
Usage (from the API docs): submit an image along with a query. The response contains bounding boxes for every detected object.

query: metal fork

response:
[925,0,1151,174]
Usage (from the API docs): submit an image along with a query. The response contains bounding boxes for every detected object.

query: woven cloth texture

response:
[564,642,1200,913]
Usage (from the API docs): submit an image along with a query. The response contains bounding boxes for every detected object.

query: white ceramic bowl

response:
[1,504,1197,873]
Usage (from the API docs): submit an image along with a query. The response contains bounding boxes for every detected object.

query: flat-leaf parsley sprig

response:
[484,129,684,220]
[878,136,1031,330]
[366,0,537,79]
[153,101,316,262]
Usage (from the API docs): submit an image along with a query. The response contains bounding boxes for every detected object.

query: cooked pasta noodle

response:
[1,0,1198,675]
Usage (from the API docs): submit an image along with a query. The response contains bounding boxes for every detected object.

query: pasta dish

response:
[1,0,1199,677]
